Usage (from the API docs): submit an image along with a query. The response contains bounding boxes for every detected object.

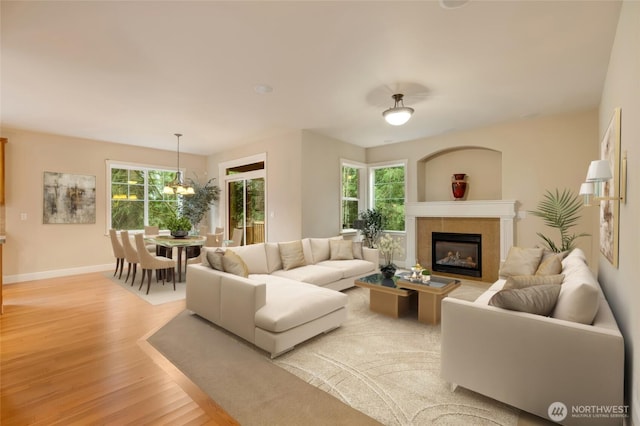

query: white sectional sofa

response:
[441,248,624,425]
[186,237,378,357]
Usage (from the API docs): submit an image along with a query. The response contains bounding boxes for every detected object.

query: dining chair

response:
[108,229,126,279]
[144,225,160,253]
[120,230,139,286]
[229,228,243,247]
[205,232,223,247]
[134,233,176,295]
[214,226,224,235]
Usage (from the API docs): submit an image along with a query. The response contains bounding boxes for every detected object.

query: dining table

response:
[145,235,206,282]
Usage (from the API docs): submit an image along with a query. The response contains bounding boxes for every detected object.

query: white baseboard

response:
[3,264,113,284]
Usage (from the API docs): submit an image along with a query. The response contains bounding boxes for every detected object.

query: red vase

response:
[451,174,467,200]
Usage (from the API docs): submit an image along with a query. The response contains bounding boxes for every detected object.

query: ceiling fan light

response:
[382,93,414,126]
[383,106,414,126]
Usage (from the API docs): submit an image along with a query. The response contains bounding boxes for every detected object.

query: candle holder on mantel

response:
[451,173,468,200]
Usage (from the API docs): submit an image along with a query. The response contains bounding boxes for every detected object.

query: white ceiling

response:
[1,1,621,156]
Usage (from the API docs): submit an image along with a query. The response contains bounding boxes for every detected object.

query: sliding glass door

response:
[227,176,265,245]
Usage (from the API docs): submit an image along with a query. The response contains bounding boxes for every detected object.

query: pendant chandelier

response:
[163,133,195,195]
[382,93,414,126]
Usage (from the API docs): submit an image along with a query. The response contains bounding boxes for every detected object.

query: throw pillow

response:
[503,274,565,290]
[352,241,364,260]
[330,239,354,260]
[535,254,563,275]
[309,238,331,263]
[499,246,544,278]
[489,285,561,316]
[205,247,225,271]
[552,281,600,324]
[279,240,306,271]
[222,249,249,278]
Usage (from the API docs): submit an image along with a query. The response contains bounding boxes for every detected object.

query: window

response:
[370,162,406,231]
[341,161,365,230]
[108,161,179,231]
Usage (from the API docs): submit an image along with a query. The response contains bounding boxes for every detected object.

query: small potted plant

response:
[378,233,404,279]
[165,212,192,238]
[421,268,432,283]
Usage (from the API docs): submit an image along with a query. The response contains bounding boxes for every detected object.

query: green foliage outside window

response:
[110,166,179,231]
[341,166,360,229]
[372,165,405,231]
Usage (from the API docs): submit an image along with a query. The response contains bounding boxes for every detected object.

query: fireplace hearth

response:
[432,232,482,278]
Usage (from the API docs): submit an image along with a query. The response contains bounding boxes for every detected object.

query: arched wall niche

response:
[417,146,502,202]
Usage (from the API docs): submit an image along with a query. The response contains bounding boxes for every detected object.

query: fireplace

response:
[432,232,482,278]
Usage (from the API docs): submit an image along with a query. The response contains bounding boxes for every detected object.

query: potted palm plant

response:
[528,188,589,252]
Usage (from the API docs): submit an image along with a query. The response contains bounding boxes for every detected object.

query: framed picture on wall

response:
[598,108,621,268]
[43,172,96,224]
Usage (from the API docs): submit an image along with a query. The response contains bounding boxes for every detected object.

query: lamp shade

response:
[586,160,612,182]
[579,182,594,195]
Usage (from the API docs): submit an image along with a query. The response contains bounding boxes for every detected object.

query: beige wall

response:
[419,148,502,202]
[367,109,599,266]
[598,1,640,421]
[300,130,366,238]
[208,130,304,243]
[1,128,207,282]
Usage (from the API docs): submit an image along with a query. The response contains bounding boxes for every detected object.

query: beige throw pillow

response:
[222,249,249,278]
[205,247,225,271]
[499,247,544,278]
[489,285,561,316]
[503,274,565,290]
[535,255,563,275]
[330,239,354,260]
[279,240,306,271]
[352,241,364,260]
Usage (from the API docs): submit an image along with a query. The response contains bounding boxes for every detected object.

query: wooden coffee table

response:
[354,274,416,319]
[397,275,461,324]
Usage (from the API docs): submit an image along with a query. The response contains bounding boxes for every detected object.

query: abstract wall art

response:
[43,172,96,224]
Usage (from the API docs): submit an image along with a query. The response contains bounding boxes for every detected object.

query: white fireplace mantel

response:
[405,200,517,266]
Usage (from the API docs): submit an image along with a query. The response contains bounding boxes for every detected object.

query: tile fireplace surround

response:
[405,200,517,281]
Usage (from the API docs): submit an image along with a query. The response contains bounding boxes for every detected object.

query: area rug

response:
[272,284,520,425]
[148,281,522,425]
[104,271,186,305]
[148,308,381,425]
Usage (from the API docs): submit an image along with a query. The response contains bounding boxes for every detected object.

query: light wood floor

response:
[0,272,239,425]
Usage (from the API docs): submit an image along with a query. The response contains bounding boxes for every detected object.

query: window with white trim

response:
[369,162,406,232]
[341,161,365,230]
[107,160,180,231]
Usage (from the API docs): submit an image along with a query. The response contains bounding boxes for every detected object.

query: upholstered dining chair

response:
[228,228,243,247]
[108,229,126,279]
[134,233,176,295]
[144,225,160,253]
[205,232,223,247]
[120,230,139,286]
